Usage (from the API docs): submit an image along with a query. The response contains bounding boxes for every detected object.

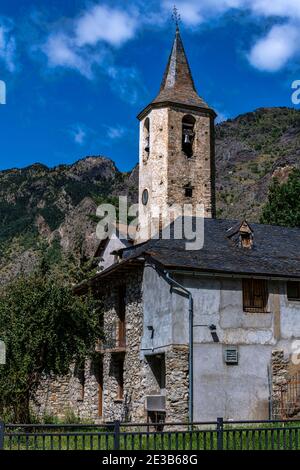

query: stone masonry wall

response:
[33,268,190,424]
[33,269,145,423]
[101,269,145,422]
[167,107,214,218]
[271,349,289,419]
[33,359,100,421]
[138,105,215,242]
[165,346,189,422]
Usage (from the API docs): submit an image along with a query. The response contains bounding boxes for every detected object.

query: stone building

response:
[34,27,300,423]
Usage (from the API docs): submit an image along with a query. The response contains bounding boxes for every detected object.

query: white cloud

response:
[75,5,138,47]
[106,125,126,140]
[251,0,300,19]
[39,4,144,102]
[162,0,245,26]
[162,0,300,71]
[37,0,300,83]
[42,33,93,78]
[41,4,138,76]
[0,21,16,72]
[248,23,300,72]
[70,124,87,145]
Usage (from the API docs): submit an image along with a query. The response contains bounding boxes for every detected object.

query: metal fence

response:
[280,372,300,419]
[1,419,300,451]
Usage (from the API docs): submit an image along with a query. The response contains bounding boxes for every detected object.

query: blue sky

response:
[1,0,300,172]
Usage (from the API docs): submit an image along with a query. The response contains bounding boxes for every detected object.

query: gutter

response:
[145,260,194,424]
[167,269,300,282]
[162,270,194,426]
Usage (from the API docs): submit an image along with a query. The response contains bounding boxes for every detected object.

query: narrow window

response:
[147,354,166,394]
[116,357,124,400]
[182,114,195,158]
[75,362,85,401]
[117,286,126,348]
[184,184,193,198]
[243,279,268,313]
[287,281,300,301]
[143,117,150,162]
[97,359,103,417]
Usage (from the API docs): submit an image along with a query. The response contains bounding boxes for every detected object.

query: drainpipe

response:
[164,271,194,426]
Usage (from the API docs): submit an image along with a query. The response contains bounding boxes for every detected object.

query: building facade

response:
[33,27,300,423]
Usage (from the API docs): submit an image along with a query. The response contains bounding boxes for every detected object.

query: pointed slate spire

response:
[152,26,210,109]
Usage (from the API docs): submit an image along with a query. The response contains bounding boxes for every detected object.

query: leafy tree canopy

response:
[0,261,102,423]
[260,169,300,227]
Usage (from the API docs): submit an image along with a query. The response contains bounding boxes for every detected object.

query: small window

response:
[116,357,124,400]
[287,281,300,301]
[117,286,126,348]
[75,362,85,401]
[184,185,193,198]
[143,117,150,161]
[243,279,268,313]
[142,188,149,205]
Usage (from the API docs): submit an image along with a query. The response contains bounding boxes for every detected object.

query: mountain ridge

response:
[0,106,299,284]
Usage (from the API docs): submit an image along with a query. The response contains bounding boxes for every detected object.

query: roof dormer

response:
[227,220,254,249]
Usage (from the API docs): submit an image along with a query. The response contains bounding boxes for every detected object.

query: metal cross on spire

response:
[172,5,181,30]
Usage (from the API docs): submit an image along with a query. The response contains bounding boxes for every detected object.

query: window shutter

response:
[243,279,268,313]
[242,279,252,310]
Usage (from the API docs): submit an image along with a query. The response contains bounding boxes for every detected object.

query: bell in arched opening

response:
[182,114,195,158]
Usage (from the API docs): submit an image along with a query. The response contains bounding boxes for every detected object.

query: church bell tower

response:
[137,25,216,241]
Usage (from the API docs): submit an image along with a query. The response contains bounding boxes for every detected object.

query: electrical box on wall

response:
[224,346,239,365]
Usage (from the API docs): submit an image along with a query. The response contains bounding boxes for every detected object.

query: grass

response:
[4,422,300,451]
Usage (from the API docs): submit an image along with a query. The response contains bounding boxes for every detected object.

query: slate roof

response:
[137,27,215,119]
[115,217,300,279]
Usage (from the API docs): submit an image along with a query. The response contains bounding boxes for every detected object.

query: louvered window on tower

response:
[182,115,195,158]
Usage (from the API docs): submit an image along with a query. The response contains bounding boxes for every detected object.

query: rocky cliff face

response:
[0,156,137,284]
[215,107,300,220]
[0,107,299,283]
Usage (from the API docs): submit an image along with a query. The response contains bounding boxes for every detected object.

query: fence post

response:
[114,420,120,450]
[217,417,223,450]
[0,421,4,450]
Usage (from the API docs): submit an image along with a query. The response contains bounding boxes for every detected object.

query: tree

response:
[0,263,102,423]
[260,169,300,227]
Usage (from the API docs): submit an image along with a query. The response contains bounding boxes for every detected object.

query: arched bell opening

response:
[182,114,195,158]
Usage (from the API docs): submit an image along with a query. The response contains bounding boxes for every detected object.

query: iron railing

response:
[1,419,300,450]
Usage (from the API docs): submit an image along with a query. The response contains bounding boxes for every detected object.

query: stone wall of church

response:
[167,107,215,218]
[138,108,169,241]
[138,105,215,243]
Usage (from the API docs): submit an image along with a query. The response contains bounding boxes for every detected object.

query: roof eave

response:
[137,101,217,121]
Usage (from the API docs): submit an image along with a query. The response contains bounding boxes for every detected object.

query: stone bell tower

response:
[137,26,216,241]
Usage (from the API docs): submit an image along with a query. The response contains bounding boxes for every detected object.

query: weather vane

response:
[172,5,181,29]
